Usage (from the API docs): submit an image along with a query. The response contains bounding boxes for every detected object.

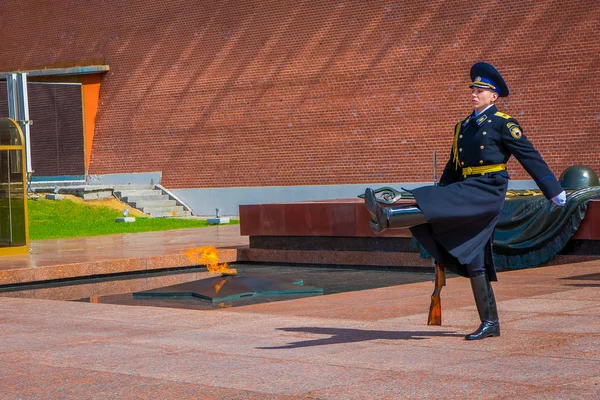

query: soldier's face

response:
[471,87,498,112]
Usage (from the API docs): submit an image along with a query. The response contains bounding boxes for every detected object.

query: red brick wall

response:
[0,84,84,177]
[1,1,599,188]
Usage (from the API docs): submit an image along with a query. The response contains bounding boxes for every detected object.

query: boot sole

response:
[464,332,501,340]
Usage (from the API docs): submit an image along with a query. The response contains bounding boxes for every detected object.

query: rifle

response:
[427,150,446,326]
[427,261,446,325]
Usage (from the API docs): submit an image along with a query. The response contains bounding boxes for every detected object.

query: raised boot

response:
[364,188,426,233]
[465,272,500,340]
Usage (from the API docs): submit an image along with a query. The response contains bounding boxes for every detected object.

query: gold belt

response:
[462,163,506,177]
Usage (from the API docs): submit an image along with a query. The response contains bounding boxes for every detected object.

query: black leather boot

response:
[364,188,426,233]
[465,273,500,340]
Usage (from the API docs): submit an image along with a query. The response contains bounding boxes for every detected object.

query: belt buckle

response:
[463,167,473,176]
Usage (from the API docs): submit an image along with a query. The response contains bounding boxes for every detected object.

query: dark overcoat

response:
[409,105,563,280]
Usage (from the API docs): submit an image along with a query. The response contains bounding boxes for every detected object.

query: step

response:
[121,194,170,203]
[112,184,154,191]
[114,189,160,198]
[113,186,194,218]
[129,199,177,209]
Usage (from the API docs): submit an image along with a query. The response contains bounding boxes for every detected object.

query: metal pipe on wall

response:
[6,73,32,174]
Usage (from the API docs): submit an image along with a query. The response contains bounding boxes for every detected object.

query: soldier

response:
[365,62,566,340]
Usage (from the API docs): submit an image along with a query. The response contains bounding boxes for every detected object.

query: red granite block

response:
[259,204,286,235]
[0,267,34,285]
[91,279,151,298]
[92,258,147,275]
[33,262,94,282]
[573,200,600,240]
[30,282,98,301]
[239,204,262,236]
[241,199,420,238]
[217,249,240,264]
[239,248,430,267]
[304,203,333,236]
[146,255,191,270]
[354,201,373,237]
[0,289,34,299]
[330,203,358,237]
[282,203,310,236]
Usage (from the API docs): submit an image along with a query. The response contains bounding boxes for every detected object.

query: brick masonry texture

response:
[0,1,598,188]
[0,84,84,176]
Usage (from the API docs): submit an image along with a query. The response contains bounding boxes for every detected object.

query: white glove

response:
[552,191,566,206]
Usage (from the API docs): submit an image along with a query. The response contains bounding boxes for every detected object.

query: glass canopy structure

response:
[0,118,29,255]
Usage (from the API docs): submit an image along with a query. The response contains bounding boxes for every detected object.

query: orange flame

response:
[214,277,228,293]
[184,246,237,275]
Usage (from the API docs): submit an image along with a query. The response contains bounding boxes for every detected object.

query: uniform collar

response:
[473,104,496,117]
[472,104,497,126]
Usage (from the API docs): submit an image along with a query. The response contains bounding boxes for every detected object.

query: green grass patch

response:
[28,198,239,241]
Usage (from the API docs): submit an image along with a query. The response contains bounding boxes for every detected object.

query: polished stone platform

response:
[0,225,247,286]
[240,198,600,240]
[239,198,600,267]
[240,199,413,238]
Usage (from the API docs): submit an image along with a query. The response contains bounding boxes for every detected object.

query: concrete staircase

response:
[114,186,192,218]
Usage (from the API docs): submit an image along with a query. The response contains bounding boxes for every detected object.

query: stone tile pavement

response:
[0,258,598,399]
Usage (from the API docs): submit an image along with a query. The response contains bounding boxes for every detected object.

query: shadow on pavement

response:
[257,327,464,349]
[562,272,600,287]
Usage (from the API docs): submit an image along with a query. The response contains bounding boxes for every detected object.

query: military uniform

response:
[364,62,565,340]
[410,104,563,280]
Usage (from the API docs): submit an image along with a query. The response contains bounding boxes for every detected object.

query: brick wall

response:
[1,0,599,188]
[0,84,84,177]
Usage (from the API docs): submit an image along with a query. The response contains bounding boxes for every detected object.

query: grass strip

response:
[28,198,238,241]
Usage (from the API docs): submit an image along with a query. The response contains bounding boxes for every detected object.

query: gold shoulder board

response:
[494,111,512,119]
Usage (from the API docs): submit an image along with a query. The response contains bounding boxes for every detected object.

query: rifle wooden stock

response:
[427,262,446,326]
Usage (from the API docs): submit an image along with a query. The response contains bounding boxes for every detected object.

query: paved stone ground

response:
[0,260,598,399]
